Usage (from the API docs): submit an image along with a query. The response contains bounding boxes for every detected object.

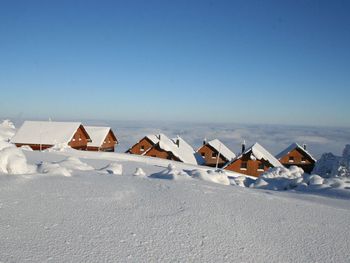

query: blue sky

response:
[1,0,349,126]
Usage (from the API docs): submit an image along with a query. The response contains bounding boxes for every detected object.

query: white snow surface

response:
[85,126,113,147]
[10,121,86,146]
[206,139,236,161]
[0,149,350,262]
[0,120,16,142]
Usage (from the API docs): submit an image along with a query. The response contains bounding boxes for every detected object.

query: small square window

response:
[140,145,145,152]
[289,156,294,163]
[211,152,217,159]
[201,152,205,157]
[240,161,247,170]
[301,157,306,163]
[258,163,264,171]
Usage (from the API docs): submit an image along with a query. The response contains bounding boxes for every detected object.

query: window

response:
[301,157,306,163]
[211,152,217,159]
[258,163,264,171]
[240,161,247,170]
[289,156,294,163]
[140,145,145,152]
[201,152,205,157]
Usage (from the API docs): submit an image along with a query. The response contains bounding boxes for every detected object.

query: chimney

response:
[241,140,246,154]
[303,144,307,150]
[176,138,180,147]
[203,138,207,146]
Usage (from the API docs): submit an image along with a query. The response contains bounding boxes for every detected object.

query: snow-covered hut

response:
[197,139,236,168]
[224,142,282,177]
[11,121,91,151]
[276,143,316,173]
[85,126,118,152]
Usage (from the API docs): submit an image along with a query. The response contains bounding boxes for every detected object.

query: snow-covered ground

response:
[1,120,350,262]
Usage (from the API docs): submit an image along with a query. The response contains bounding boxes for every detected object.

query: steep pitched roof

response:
[85,126,117,148]
[11,121,90,145]
[225,142,282,168]
[276,143,316,162]
[149,134,204,165]
[206,139,236,161]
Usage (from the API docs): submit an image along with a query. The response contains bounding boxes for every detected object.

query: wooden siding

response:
[197,144,227,168]
[145,145,180,162]
[68,126,90,150]
[224,151,272,177]
[279,148,315,173]
[128,137,155,155]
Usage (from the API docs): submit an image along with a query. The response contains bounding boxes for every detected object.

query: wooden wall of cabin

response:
[145,146,180,162]
[225,152,271,177]
[128,138,154,155]
[197,144,227,167]
[68,127,89,150]
[279,148,315,173]
[15,143,52,151]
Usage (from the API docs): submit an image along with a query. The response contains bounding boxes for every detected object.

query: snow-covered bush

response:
[190,169,230,185]
[260,166,304,179]
[0,120,16,142]
[313,145,350,178]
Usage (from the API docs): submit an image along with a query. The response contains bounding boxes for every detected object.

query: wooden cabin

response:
[276,143,316,173]
[224,143,282,177]
[126,134,160,155]
[11,121,91,151]
[197,139,236,168]
[85,126,118,152]
[130,133,204,165]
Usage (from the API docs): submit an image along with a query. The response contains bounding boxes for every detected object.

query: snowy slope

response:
[0,150,350,262]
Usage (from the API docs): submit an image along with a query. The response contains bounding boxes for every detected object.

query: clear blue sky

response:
[1,0,349,126]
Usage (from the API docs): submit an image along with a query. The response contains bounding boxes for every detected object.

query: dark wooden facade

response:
[144,144,181,162]
[15,125,90,151]
[86,130,118,152]
[197,144,228,168]
[278,148,315,174]
[127,137,156,155]
[224,151,273,177]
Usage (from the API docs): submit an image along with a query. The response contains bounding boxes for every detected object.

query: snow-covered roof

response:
[276,143,316,162]
[145,134,160,144]
[85,126,116,147]
[11,121,89,146]
[150,134,204,165]
[206,139,236,161]
[227,142,282,168]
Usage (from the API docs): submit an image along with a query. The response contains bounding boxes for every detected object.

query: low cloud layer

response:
[84,120,350,159]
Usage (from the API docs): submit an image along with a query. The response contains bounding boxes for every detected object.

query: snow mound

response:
[191,169,230,185]
[149,164,189,180]
[56,157,94,171]
[0,146,35,175]
[44,143,72,152]
[0,120,16,141]
[134,167,146,177]
[100,163,123,175]
[37,162,72,177]
[260,166,304,179]
[20,145,33,151]
[307,174,324,186]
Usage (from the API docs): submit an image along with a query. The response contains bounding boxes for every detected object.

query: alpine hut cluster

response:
[127,134,316,177]
[11,121,118,152]
[11,120,317,178]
